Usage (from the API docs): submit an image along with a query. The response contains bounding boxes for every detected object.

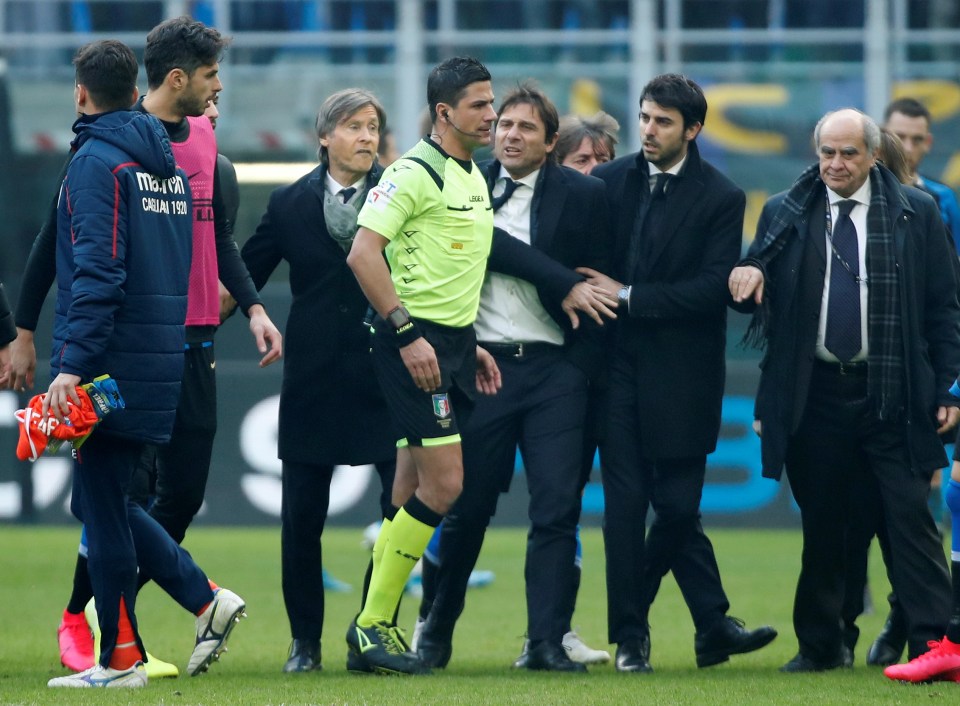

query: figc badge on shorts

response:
[432,393,451,420]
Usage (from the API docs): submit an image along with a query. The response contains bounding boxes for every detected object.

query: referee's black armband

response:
[393,319,423,348]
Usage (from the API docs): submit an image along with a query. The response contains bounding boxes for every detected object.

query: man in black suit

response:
[729,108,960,671]
[415,82,610,672]
[579,74,776,672]
[234,89,397,673]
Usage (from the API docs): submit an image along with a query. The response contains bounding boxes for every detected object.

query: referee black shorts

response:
[371,316,477,448]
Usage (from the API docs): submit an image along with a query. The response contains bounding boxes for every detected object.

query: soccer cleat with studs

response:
[58,608,95,672]
[884,637,960,683]
[84,598,179,678]
[188,588,247,676]
[345,619,430,675]
[48,661,147,688]
[563,631,611,665]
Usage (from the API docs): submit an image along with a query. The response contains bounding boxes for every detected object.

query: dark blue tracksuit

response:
[53,109,211,666]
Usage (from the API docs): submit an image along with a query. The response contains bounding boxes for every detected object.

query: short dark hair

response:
[426,56,491,124]
[144,16,230,89]
[315,88,386,165]
[554,111,620,164]
[74,40,138,112]
[640,73,707,130]
[497,81,560,145]
[884,97,931,126]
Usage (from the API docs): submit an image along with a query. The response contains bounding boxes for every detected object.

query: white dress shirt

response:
[817,179,870,362]
[473,166,564,346]
[324,171,365,201]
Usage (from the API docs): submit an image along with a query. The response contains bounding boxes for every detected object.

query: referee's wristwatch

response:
[617,285,631,310]
[386,305,411,330]
[386,305,422,347]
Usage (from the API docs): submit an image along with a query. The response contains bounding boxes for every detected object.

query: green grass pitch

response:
[0,525,954,704]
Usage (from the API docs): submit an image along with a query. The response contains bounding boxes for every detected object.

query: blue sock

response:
[574,525,582,570]
[944,479,960,642]
[424,523,442,565]
[946,479,960,561]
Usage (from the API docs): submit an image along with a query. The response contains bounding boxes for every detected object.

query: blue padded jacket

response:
[52,110,192,443]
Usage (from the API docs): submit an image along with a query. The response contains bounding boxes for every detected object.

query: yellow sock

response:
[358,508,435,627]
[372,517,392,569]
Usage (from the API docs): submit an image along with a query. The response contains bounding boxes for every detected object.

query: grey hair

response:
[554,111,621,165]
[315,88,386,164]
[814,108,881,155]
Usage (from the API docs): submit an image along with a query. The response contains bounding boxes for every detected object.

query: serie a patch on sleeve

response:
[366,180,398,210]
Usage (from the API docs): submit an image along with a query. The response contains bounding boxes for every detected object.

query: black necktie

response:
[825,199,861,362]
[492,179,520,212]
[339,187,356,204]
[631,173,672,278]
[651,172,671,200]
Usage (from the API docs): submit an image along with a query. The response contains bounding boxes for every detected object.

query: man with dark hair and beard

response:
[8,17,282,676]
[44,38,237,689]
[580,73,777,672]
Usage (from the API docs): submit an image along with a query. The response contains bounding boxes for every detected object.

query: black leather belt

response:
[479,341,562,358]
[814,358,868,376]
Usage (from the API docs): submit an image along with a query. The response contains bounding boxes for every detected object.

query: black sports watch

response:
[386,305,411,330]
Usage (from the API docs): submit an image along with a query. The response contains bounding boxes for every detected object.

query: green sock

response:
[358,508,435,626]
[372,517,392,569]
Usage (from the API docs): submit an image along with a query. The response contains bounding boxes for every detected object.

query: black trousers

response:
[281,458,395,641]
[148,343,217,544]
[430,348,588,643]
[785,362,951,663]
[599,350,729,645]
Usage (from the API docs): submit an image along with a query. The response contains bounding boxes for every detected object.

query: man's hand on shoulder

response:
[247,304,283,367]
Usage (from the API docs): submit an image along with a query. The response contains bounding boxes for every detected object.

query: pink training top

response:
[171,116,219,326]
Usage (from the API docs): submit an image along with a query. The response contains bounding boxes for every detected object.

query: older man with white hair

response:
[730,108,960,672]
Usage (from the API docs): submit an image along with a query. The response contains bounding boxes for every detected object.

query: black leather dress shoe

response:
[523,641,587,673]
[866,608,907,666]
[615,636,653,673]
[779,652,845,673]
[694,616,778,667]
[283,638,321,673]
[415,616,454,669]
